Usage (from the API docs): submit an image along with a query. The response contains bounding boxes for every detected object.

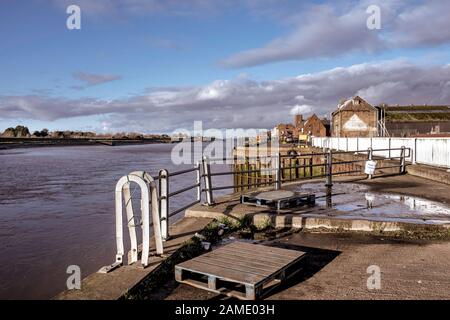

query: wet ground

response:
[294,180,450,224]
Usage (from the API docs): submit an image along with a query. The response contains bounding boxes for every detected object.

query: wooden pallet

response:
[241,190,315,210]
[175,242,306,300]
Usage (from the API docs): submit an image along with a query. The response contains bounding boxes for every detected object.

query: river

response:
[0,143,232,299]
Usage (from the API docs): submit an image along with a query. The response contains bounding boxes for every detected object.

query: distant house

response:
[303,114,330,137]
[272,114,330,143]
[272,123,297,143]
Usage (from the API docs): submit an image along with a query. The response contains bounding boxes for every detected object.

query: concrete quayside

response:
[57,146,450,300]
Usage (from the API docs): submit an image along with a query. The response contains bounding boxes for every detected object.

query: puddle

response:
[294,183,450,224]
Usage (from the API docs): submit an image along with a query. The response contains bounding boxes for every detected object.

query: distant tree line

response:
[1,125,171,141]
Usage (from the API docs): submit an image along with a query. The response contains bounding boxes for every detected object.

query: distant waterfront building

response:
[303,114,330,137]
[331,96,379,137]
[331,96,450,137]
[272,114,330,143]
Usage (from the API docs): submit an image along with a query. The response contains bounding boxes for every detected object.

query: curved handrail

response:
[114,171,163,269]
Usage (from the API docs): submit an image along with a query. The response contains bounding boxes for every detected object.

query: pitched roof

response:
[333,96,376,115]
[304,114,320,125]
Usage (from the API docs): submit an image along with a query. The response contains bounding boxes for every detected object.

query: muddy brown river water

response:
[0,143,231,299]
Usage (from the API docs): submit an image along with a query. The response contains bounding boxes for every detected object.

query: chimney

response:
[294,114,304,128]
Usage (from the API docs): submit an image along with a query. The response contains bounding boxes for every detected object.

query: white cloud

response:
[290,105,313,115]
[221,0,450,68]
[2,60,450,133]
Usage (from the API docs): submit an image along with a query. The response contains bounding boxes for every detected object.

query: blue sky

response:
[1,0,450,133]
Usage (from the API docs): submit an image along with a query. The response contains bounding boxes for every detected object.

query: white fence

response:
[312,137,450,169]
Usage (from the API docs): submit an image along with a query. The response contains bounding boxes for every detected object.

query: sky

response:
[1,0,450,134]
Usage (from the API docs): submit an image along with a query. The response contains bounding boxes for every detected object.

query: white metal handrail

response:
[99,171,163,273]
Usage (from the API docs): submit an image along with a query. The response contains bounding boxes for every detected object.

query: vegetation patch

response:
[301,225,450,240]
[122,217,239,300]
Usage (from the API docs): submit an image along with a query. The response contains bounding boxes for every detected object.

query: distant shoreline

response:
[0,137,173,150]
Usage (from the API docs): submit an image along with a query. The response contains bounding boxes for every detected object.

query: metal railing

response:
[199,147,410,205]
[198,155,279,205]
[102,146,410,272]
[157,163,201,240]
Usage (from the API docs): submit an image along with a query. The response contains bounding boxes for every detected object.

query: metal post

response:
[195,162,201,202]
[400,146,406,174]
[388,138,391,159]
[122,182,138,263]
[413,138,417,164]
[202,156,214,205]
[158,169,169,241]
[367,147,373,180]
[274,153,281,190]
[150,180,164,256]
[325,149,333,187]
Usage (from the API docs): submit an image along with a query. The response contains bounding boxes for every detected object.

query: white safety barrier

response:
[312,137,450,169]
[99,171,163,273]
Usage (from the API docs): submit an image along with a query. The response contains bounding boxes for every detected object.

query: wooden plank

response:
[177,260,265,284]
[188,257,269,277]
[230,242,303,258]
[224,242,303,260]
[205,251,288,269]
[195,255,278,275]
[217,247,296,265]
[196,253,279,273]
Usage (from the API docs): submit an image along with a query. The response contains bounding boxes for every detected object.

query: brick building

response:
[273,114,330,143]
[303,114,330,137]
[331,96,378,137]
[331,96,450,137]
